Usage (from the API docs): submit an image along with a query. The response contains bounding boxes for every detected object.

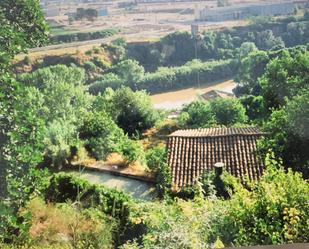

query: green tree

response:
[210,98,248,126]
[255,30,285,50]
[234,50,269,96]
[261,88,309,178]
[260,50,309,111]
[239,95,265,121]
[239,42,257,59]
[0,81,46,204]
[221,155,309,245]
[112,59,144,88]
[178,101,215,128]
[108,87,160,135]
[79,111,125,160]
[0,0,48,70]
[18,65,92,123]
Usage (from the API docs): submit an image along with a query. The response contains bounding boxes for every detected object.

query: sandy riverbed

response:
[151,79,236,109]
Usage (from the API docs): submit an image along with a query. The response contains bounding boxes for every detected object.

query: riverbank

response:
[151,79,236,109]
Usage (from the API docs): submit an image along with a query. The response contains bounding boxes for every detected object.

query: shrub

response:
[121,139,145,166]
[178,101,215,128]
[156,162,172,197]
[89,73,123,95]
[79,111,125,160]
[111,87,160,135]
[84,61,96,72]
[22,198,114,248]
[145,145,167,172]
[124,157,309,247]
[45,173,131,219]
[44,119,78,168]
[209,98,248,126]
[218,154,309,246]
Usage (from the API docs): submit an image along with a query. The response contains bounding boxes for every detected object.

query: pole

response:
[195,36,200,89]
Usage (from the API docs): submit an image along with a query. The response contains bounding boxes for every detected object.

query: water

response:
[151,79,236,109]
[71,169,157,201]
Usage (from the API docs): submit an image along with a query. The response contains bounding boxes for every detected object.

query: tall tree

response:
[0,0,48,201]
[0,0,48,70]
[260,50,309,111]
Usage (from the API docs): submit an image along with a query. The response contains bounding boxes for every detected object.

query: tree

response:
[234,50,269,97]
[239,42,258,59]
[18,65,92,123]
[260,50,309,111]
[178,101,215,128]
[0,0,48,203]
[0,0,48,70]
[178,98,248,128]
[102,87,160,135]
[239,95,265,121]
[0,81,46,204]
[18,65,92,168]
[210,98,248,126]
[255,30,285,50]
[79,111,125,160]
[112,59,144,88]
[261,88,309,178]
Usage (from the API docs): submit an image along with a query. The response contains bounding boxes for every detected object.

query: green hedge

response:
[50,28,119,44]
[138,59,238,93]
[89,59,238,95]
[45,172,131,219]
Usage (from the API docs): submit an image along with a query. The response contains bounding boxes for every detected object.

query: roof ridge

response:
[169,127,263,137]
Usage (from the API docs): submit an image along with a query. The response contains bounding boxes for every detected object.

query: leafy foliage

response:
[79,111,125,160]
[125,158,309,248]
[260,50,309,111]
[261,89,309,178]
[210,98,248,126]
[104,87,160,135]
[45,172,132,219]
[0,0,48,70]
[219,155,309,246]
[178,98,248,128]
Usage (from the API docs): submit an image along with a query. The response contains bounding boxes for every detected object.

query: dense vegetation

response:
[1,1,309,248]
[50,28,119,45]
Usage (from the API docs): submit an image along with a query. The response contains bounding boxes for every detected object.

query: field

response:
[16,0,295,62]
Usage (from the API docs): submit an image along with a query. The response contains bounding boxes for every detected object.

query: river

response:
[151,79,236,109]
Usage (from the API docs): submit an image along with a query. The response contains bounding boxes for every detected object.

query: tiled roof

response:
[167,127,265,189]
[201,90,235,101]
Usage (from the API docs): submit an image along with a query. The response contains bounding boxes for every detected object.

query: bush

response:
[49,28,119,45]
[89,73,123,95]
[219,154,309,246]
[79,111,125,160]
[156,162,172,197]
[178,98,248,128]
[209,98,248,126]
[145,145,167,172]
[45,172,131,219]
[44,119,78,168]
[124,157,309,247]
[178,101,215,128]
[111,87,160,135]
[121,139,145,166]
[84,61,96,72]
[22,198,114,248]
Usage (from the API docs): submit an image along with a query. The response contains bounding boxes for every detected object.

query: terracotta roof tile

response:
[167,127,265,189]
